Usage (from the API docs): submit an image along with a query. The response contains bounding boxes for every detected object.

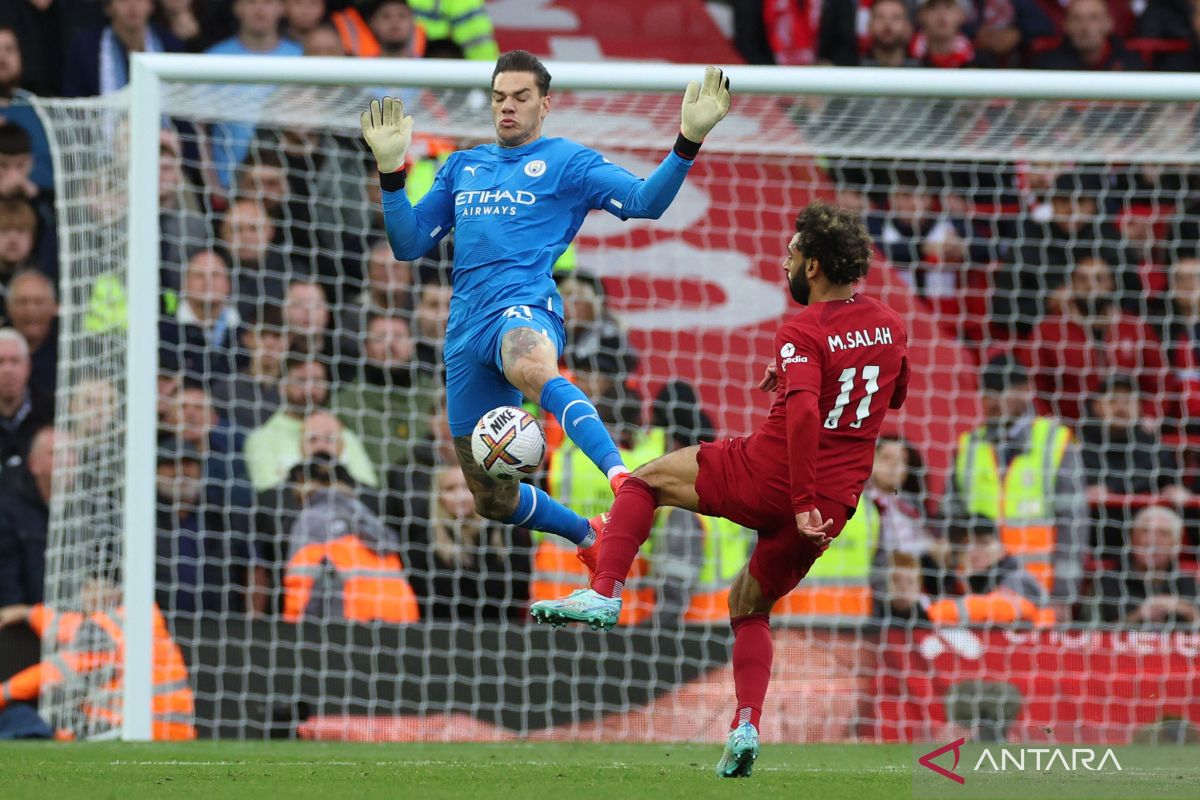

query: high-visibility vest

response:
[405,136,455,203]
[679,515,753,622]
[772,494,880,620]
[0,604,196,740]
[283,535,420,623]
[955,417,1072,592]
[927,592,1056,627]
[406,0,499,60]
[330,7,381,56]
[533,431,666,625]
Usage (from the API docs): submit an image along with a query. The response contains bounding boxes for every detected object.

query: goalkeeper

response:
[362,50,731,556]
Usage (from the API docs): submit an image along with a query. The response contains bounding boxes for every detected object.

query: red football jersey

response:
[743,293,909,513]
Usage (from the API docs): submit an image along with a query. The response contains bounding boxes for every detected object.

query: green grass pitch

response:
[1,741,1194,800]
[0,741,909,799]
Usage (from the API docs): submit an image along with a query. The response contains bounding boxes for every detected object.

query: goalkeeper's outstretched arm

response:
[361,97,454,261]
[606,66,732,220]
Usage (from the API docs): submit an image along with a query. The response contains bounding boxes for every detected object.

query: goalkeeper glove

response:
[680,66,732,144]
[360,96,413,174]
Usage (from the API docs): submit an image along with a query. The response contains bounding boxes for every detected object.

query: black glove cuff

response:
[378,168,407,192]
[673,132,702,161]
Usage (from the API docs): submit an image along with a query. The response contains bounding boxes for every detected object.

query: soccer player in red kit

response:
[530,202,909,777]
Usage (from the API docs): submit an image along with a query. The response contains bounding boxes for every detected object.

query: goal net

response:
[32,61,1200,744]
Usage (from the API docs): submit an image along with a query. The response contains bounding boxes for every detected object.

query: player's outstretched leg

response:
[453,437,598,548]
[530,446,702,630]
[501,326,629,493]
[716,567,777,778]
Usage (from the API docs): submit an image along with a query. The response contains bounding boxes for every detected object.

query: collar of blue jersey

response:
[488,136,548,158]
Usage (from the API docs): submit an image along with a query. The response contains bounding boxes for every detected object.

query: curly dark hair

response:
[793,202,873,286]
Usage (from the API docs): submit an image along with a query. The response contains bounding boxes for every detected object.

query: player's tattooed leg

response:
[500,326,559,400]
[453,435,519,519]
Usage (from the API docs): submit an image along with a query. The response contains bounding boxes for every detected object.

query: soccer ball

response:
[470,406,546,481]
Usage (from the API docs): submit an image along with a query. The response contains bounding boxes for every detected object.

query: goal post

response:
[32,54,1200,742]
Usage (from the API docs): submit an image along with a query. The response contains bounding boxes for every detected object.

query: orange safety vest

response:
[927,592,1056,627]
[331,7,381,57]
[283,534,420,623]
[0,604,196,740]
[332,8,427,58]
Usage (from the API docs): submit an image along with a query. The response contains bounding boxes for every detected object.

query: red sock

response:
[591,477,658,598]
[729,613,772,730]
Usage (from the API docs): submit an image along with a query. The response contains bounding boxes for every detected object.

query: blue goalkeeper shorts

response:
[445,303,566,437]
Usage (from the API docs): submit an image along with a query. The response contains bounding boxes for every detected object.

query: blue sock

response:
[504,483,593,545]
[540,377,626,477]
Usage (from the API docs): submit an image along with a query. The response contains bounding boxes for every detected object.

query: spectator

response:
[1096,506,1200,625]
[1031,0,1143,70]
[913,0,977,67]
[761,0,824,65]
[557,272,639,388]
[205,0,303,189]
[159,250,245,384]
[868,435,943,562]
[211,304,286,431]
[160,378,254,513]
[734,0,778,64]
[405,0,499,60]
[0,27,52,193]
[943,353,1087,614]
[974,0,1022,66]
[282,0,326,42]
[0,327,51,472]
[155,438,246,616]
[155,0,203,51]
[5,270,57,397]
[0,427,70,605]
[158,128,208,284]
[994,171,1124,334]
[0,123,54,278]
[1026,256,1181,423]
[62,0,184,97]
[927,518,1055,625]
[0,198,39,298]
[861,0,919,67]
[877,170,966,275]
[412,278,452,372]
[874,550,932,624]
[1080,375,1189,500]
[1080,374,1191,558]
[282,455,419,623]
[218,198,293,322]
[1159,0,1200,71]
[243,356,377,490]
[396,464,531,622]
[1158,256,1200,419]
[233,148,288,224]
[336,240,415,347]
[283,278,333,359]
[334,313,436,470]
[302,20,345,55]
[0,122,39,204]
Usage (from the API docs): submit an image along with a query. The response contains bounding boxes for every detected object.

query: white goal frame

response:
[121,54,1200,740]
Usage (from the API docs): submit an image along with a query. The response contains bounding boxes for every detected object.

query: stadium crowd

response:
[0,0,1197,636]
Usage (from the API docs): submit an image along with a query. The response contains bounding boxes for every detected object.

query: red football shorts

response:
[695,438,855,601]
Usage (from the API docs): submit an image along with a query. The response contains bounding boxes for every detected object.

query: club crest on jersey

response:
[524,159,547,177]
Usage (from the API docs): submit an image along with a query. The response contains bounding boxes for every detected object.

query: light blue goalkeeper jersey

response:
[381,136,695,339]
